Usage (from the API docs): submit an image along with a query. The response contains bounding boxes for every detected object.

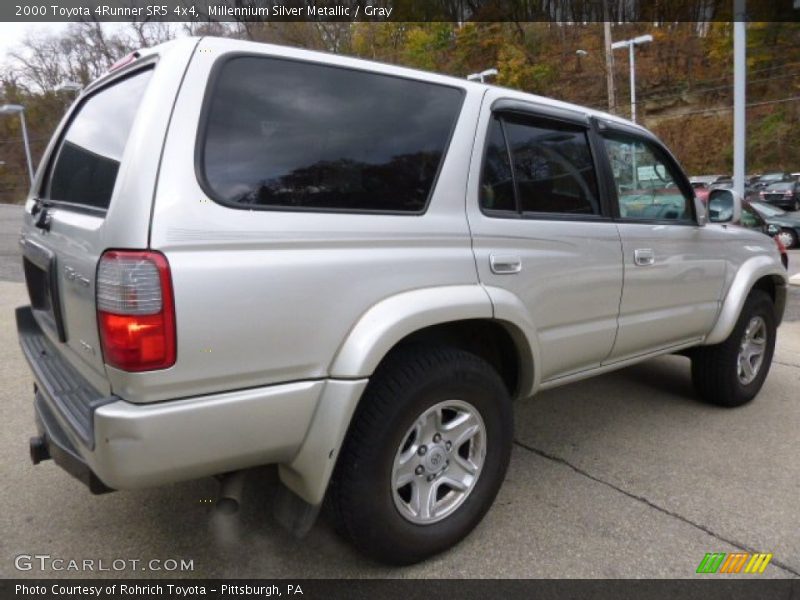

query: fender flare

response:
[704,256,787,345]
[280,284,538,506]
[329,285,494,378]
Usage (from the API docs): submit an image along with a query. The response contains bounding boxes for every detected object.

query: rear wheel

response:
[691,290,776,407]
[329,344,513,565]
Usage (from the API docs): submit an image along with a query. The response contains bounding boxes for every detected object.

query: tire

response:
[777,228,798,249]
[329,344,513,565]
[691,290,776,407]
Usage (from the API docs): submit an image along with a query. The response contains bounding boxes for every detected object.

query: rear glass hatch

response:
[21,67,154,387]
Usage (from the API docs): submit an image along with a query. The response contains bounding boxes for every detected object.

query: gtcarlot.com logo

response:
[696,552,773,574]
[14,554,194,572]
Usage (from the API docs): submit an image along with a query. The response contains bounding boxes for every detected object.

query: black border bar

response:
[3,579,800,600]
[4,0,800,23]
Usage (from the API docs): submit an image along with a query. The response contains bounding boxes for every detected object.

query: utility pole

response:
[603,0,617,113]
[611,35,654,123]
[733,0,746,199]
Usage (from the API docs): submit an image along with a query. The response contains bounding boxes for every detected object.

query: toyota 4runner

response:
[16,37,788,565]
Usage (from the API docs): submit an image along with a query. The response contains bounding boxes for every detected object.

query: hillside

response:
[1,21,799,204]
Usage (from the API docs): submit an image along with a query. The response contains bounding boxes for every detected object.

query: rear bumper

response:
[17,305,325,491]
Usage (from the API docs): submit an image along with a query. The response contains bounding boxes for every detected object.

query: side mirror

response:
[766,224,780,236]
[707,189,742,224]
[693,196,707,226]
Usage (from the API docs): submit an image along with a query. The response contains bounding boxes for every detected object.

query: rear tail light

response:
[96,250,176,371]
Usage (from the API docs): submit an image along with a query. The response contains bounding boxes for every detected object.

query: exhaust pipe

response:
[215,471,247,514]
[29,436,50,465]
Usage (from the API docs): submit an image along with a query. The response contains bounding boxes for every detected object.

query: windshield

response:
[766,182,793,191]
[750,201,786,217]
[760,173,785,182]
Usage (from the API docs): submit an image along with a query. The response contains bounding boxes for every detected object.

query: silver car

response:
[17,37,787,564]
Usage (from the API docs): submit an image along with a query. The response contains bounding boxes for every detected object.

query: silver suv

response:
[17,37,787,565]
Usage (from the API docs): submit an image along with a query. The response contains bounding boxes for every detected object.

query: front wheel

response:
[329,344,513,565]
[691,290,776,407]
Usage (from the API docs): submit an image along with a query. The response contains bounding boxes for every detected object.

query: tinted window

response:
[199,57,463,212]
[602,133,690,221]
[480,114,599,216]
[504,118,599,215]
[46,69,152,209]
[480,117,515,212]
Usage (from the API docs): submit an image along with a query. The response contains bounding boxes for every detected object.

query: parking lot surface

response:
[0,203,798,578]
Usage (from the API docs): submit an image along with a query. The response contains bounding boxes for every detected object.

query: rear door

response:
[19,45,193,393]
[467,95,624,382]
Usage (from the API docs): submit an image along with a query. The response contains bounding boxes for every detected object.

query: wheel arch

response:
[705,257,788,345]
[279,286,536,507]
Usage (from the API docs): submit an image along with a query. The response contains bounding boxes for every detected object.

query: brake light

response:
[109,52,140,72]
[96,250,176,371]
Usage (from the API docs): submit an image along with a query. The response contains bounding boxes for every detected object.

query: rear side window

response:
[480,114,600,216]
[480,116,516,212]
[198,57,464,213]
[45,69,153,210]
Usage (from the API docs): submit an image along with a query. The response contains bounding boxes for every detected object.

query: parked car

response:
[707,192,789,268]
[752,172,793,190]
[758,181,800,211]
[16,37,788,565]
[749,200,800,248]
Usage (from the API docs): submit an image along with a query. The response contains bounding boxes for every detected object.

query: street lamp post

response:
[575,49,588,72]
[0,104,34,185]
[611,34,654,123]
[467,68,498,83]
[56,81,82,94]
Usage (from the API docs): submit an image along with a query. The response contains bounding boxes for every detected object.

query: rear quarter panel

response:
[128,39,484,403]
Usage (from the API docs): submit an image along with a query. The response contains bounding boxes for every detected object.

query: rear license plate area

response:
[22,240,67,342]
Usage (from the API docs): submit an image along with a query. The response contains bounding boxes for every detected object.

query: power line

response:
[639,71,800,103]
[649,95,800,121]
[569,69,800,113]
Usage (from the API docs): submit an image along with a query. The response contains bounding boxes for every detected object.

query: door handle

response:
[634,248,655,266]
[490,254,522,274]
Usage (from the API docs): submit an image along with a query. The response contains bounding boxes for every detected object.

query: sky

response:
[0,22,67,63]
[0,22,130,66]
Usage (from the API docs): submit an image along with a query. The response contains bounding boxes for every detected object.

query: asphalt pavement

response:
[0,202,798,578]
